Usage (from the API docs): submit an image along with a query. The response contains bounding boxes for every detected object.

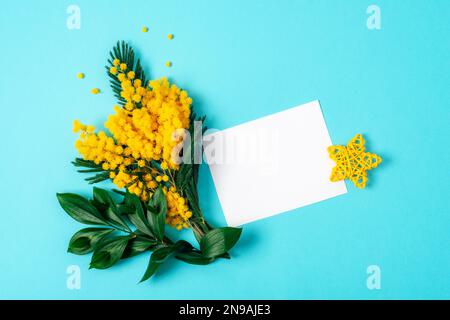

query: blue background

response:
[1,0,449,299]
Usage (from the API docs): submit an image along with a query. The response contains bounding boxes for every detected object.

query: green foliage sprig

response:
[57,187,241,281]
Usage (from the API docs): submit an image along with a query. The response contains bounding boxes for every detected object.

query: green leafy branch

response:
[72,158,110,184]
[57,186,241,282]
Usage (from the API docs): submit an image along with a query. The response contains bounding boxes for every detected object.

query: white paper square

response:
[204,100,347,226]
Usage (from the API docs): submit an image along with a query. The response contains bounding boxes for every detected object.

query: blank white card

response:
[204,100,347,226]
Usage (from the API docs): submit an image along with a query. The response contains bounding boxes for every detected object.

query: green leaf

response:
[122,236,157,259]
[89,199,108,213]
[139,242,180,283]
[200,227,242,258]
[112,189,126,196]
[150,246,176,264]
[175,251,215,265]
[92,187,114,204]
[151,185,168,214]
[123,191,135,206]
[175,164,193,192]
[127,193,154,237]
[72,158,102,169]
[146,186,167,241]
[90,236,131,269]
[139,258,160,283]
[116,203,134,215]
[150,240,192,263]
[85,172,110,184]
[175,240,194,251]
[105,207,131,231]
[68,228,114,255]
[184,182,201,215]
[192,227,204,243]
[77,168,104,173]
[57,193,107,226]
[93,187,130,231]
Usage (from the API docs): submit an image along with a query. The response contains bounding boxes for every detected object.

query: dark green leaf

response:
[123,191,135,206]
[192,226,204,243]
[151,245,176,264]
[77,168,104,173]
[90,236,131,269]
[71,158,102,169]
[122,236,157,259]
[200,227,242,258]
[116,204,134,215]
[149,240,192,263]
[93,187,130,231]
[175,251,215,265]
[184,182,201,215]
[175,164,193,192]
[105,207,131,231]
[89,199,108,213]
[139,258,160,283]
[138,240,187,283]
[68,228,114,255]
[112,189,126,196]
[92,187,114,204]
[85,172,110,184]
[174,239,194,252]
[57,193,107,225]
[146,186,167,241]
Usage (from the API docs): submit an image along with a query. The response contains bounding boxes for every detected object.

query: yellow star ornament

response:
[327,134,382,189]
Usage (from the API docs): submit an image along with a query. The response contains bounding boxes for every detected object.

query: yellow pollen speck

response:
[165,61,172,67]
[91,88,100,95]
[77,73,85,79]
[142,26,148,33]
[167,34,174,40]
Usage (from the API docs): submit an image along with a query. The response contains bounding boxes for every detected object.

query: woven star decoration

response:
[327,134,382,189]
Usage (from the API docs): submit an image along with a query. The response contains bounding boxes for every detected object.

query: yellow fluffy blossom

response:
[137,160,146,168]
[142,26,148,33]
[104,76,191,169]
[165,61,172,67]
[167,34,174,40]
[73,61,194,230]
[73,120,85,133]
[91,88,100,95]
[77,72,85,79]
[118,73,126,82]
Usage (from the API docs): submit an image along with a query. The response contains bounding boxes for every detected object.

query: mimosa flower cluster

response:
[72,59,193,230]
